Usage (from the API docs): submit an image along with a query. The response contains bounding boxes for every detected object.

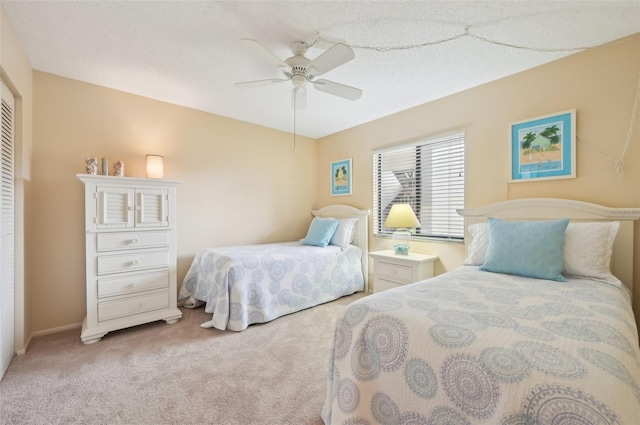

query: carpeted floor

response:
[0,292,366,425]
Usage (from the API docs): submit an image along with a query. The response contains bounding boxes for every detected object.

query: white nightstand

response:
[369,250,438,293]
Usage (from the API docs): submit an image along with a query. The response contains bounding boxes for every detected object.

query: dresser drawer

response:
[97,251,169,275]
[376,261,413,283]
[97,231,169,252]
[98,271,169,298]
[98,290,169,322]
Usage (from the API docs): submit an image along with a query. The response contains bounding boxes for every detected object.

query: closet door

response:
[0,80,15,381]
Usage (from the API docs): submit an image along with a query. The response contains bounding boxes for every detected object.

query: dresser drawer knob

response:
[132,281,140,287]
[131,238,139,244]
[132,303,141,310]
[131,259,140,266]
[392,269,397,275]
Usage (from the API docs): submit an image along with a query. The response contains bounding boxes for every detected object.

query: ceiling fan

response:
[234,39,363,109]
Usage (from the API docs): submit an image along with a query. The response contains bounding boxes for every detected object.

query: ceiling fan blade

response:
[307,43,354,77]
[292,87,307,110]
[240,39,291,70]
[313,79,362,101]
[234,78,289,88]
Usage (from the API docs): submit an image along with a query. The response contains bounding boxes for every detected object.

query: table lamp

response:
[146,154,164,179]
[383,203,420,255]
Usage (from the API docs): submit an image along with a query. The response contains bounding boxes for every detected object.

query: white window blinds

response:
[373,132,465,241]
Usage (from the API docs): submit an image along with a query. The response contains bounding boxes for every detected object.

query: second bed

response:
[179,205,369,331]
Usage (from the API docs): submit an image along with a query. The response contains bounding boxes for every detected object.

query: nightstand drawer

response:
[376,261,413,282]
[98,271,169,298]
[97,231,169,252]
[97,251,169,275]
[98,291,169,322]
[375,278,402,292]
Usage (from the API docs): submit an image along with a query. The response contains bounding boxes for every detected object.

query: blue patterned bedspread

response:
[179,242,364,331]
[322,266,640,425]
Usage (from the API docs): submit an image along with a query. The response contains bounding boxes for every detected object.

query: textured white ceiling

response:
[3,1,640,138]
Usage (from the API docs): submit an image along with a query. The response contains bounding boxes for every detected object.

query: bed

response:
[178,204,370,331]
[322,198,640,425]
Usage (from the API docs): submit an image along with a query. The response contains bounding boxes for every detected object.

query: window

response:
[373,132,465,241]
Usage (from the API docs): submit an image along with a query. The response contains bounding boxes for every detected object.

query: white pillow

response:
[563,221,621,287]
[463,222,488,266]
[330,218,358,249]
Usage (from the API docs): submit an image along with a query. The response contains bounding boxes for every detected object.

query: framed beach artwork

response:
[331,158,352,196]
[510,109,576,182]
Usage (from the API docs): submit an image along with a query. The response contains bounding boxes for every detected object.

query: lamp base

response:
[392,229,411,255]
[393,244,410,255]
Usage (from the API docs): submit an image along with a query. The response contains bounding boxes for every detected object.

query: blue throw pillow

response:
[302,217,339,247]
[480,217,570,282]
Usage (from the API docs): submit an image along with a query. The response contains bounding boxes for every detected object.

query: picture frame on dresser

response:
[77,174,182,344]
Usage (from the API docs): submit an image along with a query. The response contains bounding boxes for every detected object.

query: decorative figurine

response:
[113,161,124,177]
[86,157,98,175]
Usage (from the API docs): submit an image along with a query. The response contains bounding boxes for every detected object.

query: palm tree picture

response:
[331,159,352,195]
[518,121,563,167]
[511,110,575,181]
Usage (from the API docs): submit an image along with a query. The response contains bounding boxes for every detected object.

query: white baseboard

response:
[16,335,32,356]
[16,322,82,355]
[32,322,82,338]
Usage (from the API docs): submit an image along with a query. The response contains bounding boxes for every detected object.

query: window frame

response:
[373,131,465,243]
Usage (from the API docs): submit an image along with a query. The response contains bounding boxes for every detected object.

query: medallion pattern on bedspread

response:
[179,242,364,331]
[321,266,640,425]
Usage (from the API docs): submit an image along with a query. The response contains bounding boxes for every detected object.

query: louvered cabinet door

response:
[96,186,134,228]
[135,189,168,228]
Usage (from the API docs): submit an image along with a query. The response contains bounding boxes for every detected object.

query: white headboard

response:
[312,205,371,292]
[457,198,640,292]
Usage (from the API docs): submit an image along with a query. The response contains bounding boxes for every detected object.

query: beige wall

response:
[12,19,640,339]
[317,36,640,329]
[1,3,33,352]
[31,72,316,331]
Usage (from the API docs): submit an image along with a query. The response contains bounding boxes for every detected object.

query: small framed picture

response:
[331,158,352,196]
[510,109,576,182]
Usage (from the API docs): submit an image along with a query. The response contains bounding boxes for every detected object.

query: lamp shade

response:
[384,203,420,255]
[146,154,164,179]
[384,203,420,229]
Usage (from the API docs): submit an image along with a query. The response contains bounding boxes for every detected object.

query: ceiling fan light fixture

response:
[291,74,307,88]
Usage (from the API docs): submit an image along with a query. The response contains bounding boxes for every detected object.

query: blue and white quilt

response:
[322,266,640,425]
[179,242,364,331]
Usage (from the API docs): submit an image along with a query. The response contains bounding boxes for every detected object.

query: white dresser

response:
[369,250,438,293]
[77,174,182,344]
